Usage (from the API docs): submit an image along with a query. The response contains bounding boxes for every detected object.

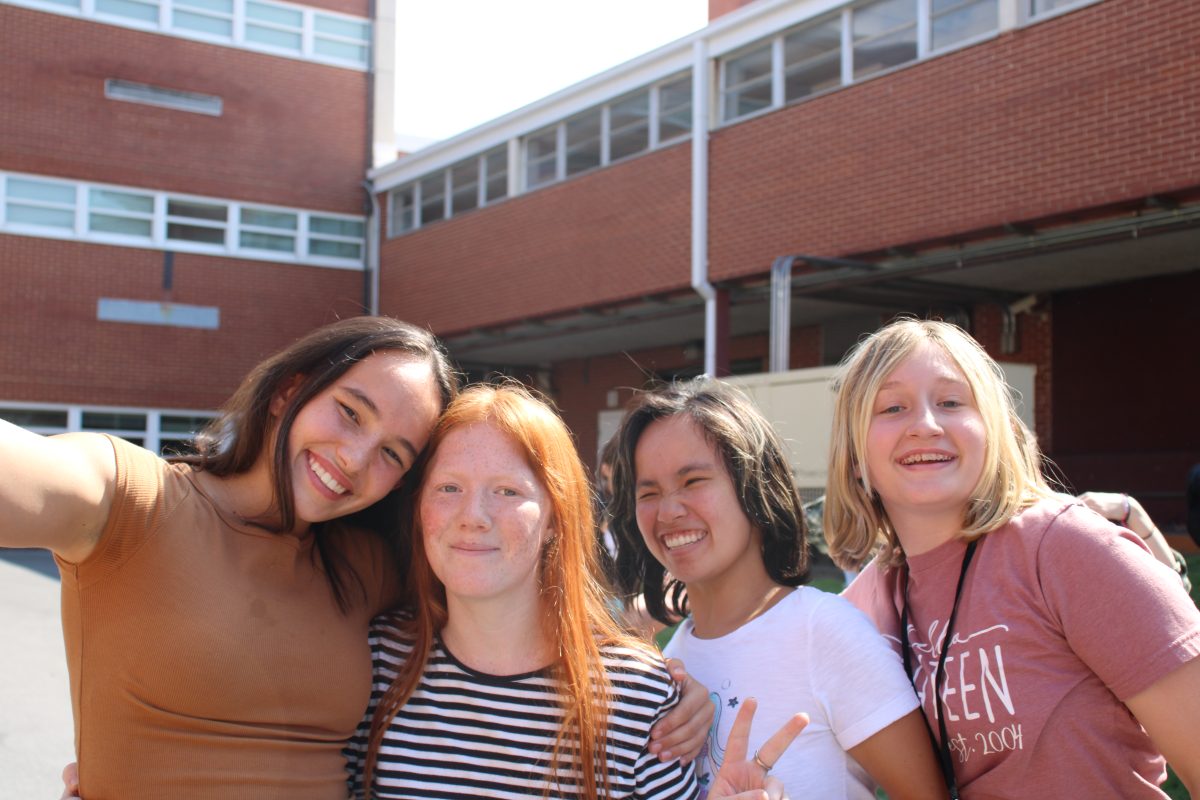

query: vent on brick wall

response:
[104,80,223,117]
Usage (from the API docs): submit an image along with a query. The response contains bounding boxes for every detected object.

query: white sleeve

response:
[807,593,920,751]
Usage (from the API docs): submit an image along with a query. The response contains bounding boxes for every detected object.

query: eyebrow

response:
[879,376,969,390]
[635,461,715,489]
[346,387,420,462]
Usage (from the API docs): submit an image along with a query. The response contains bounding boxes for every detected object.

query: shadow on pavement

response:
[0,548,60,580]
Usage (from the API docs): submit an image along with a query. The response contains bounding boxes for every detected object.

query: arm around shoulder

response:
[0,421,116,562]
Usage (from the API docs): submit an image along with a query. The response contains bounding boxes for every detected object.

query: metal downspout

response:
[363,181,381,315]
[690,37,716,377]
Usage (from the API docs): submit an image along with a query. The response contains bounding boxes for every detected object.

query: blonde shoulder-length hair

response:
[824,318,1055,571]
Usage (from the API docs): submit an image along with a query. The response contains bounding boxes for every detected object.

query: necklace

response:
[899,538,979,800]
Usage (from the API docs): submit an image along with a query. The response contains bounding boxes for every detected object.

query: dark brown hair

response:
[178,316,459,609]
[608,378,809,624]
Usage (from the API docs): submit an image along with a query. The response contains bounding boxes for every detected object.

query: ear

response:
[269,374,306,417]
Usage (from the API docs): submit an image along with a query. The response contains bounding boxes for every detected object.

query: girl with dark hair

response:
[347,383,806,800]
[2,316,457,799]
[609,378,944,800]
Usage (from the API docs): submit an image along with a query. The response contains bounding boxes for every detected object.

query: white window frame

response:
[0,400,216,454]
[2,0,370,70]
[0,171,365,269]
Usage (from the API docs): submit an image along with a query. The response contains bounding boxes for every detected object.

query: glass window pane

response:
[854,0,917,79]
[314,40,368,63]
[658,75,693,143]
[161,414,212,433]
[525,128,559,188]
[246,25,302,49]
[242,208,297,229]
[723,46,774,121]
[310,217,363,237]
[246,1,301,27]
[95,0,158,22]
[240,231,295,251]
[178,0,231,13]
[89,188,153,213]
[784,18,843,101]
[314,15,368,40]
[90,214,153,237]
[168,223,225,243]
[173,10,232,36]
[725,80,773,120]
[168,199,227,222]
[854,0,916,38]
[931,0,998,50]
[785,51,842,100]
[82,411,147,430]
[309,239,361,259]
[10,179,75,204]
[785,17,842,66]
[0,408,68,428]
[611,92,649,131]
[484,148,507,203]
[389,187,415,233]
[610,127,649,162]
[450,160,479,215]
[419,175,445,224]
[565,109,601,176]
[8,205,74,228]
[725,44,773,89]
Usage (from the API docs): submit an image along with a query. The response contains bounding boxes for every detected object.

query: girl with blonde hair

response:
[348,384,805,799]
[829,317,1200,798]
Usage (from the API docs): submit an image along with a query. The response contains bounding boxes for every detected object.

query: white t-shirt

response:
[663,587,919,799]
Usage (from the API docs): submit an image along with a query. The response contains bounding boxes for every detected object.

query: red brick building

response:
[1,0,385,448]
[372,0,1199,526]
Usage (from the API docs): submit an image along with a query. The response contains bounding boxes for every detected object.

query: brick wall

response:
[1,5,369,213]
[0,235,366,409]
[708,0,757,21]
[378,141,692,336]
[707,0,1200,282]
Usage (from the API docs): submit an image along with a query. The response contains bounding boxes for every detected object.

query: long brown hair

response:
[178,316,458,609]
[364,384,647,796]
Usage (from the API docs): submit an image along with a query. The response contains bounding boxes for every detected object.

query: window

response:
[852,0,918,79]
[483,147,508,204]
[0,403,215,454]
[450,158,480,216]
[88,188,154,238]
[609,91,650,162]
[239,207,297,253]
[0,408,69,429]
[525,127,560,189]
[95,0,159,24]
[931,0,998,50]
[389,186,415,235]
[5,177,76,230]
[657,75,692,143]
[723,43,774,121]
[167,199,227,245]
[418,174,446,226]
[171,0,233,37]
[309,216,363,260]
[313,14,370,64]
[2,171,364,268]
[245,0,303,52]
[565,108,602,177]
[784,17,843,102]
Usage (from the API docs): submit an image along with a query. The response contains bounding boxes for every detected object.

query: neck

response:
[887,506,964,558]
[686,560,791,639]
[441,594,555,675]
[196,466,305,536]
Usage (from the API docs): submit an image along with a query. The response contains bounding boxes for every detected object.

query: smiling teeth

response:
[310,457,347,494]
[663,531,705,550]
[901,453,953,465]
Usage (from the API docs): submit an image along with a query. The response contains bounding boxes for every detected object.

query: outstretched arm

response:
[0,420,115,563]
[708,698,808,800]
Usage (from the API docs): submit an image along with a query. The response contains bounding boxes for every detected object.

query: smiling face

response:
[864,340,987,549]
[633,414,764,593]
[419,422,553,609]
[285,351,442,527]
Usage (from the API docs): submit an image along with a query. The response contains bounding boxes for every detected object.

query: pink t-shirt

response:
[843,498,1200,798]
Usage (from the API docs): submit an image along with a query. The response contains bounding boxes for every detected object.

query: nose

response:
[335,436,372,474]
[907,401,944,437]
[458,487,491,530]
[656,489,687,523]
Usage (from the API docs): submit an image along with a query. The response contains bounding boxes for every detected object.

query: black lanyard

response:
[899,538,978,800]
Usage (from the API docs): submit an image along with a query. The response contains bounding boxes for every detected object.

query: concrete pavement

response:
[0,549,74,799]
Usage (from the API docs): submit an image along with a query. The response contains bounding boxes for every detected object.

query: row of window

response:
[0,404,215,455]
[387,74,692,237]
[720,0,1084,123]
[385,0,1093,239]
[3,0,370,69]
[1,172,366,269]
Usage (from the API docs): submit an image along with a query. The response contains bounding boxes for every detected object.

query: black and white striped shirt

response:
[346,612,699,799]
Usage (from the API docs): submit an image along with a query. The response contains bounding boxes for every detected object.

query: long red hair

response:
[363,383,643,796]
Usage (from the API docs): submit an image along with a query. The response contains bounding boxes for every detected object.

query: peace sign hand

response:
[708,698,809,800]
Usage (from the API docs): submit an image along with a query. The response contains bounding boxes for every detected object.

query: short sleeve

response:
[807,593,920,751]
[1039,503,1200,701]
[611,654,698,800]
[841,561,904,645]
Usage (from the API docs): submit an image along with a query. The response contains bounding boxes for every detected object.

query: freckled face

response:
[419,423,553,608]
[286,352,441,528]
[633,415,762,592]
[864,341,987,528]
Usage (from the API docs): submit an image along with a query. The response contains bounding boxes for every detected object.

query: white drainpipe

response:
[690,37,716,377]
